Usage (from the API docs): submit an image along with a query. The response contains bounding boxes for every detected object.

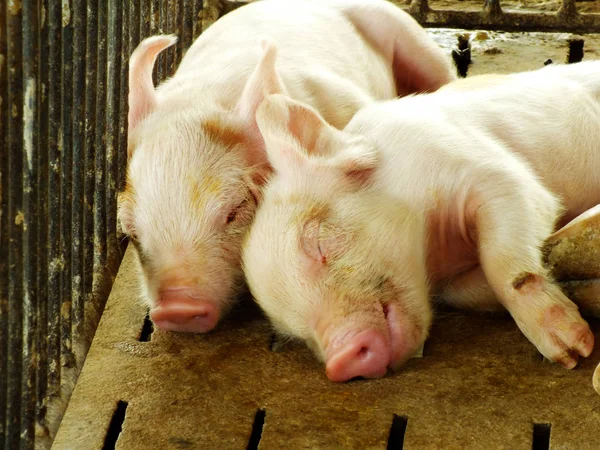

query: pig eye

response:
[226,200,248,225]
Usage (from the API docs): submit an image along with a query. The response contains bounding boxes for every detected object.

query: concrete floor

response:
[52,30,600,450]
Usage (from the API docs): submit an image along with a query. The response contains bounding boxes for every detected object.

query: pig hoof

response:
[538,307,594,368]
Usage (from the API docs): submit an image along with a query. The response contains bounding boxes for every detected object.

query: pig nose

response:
[150,289,220,333]
[325,329,390,382]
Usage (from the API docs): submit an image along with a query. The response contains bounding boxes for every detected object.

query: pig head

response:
[119,37,279,333]
[243,94,432,382]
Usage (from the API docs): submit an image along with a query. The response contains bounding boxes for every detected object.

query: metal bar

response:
[169,0,179,77]
[71,0,86,360]
[193,0,203,40]
[151,0,161,86]
[129,0,141,81]
[60,0,76,380]
[117,0,129,194]
[83,0,98,355]
[0,0,10,440]
[93,0,109,304]
[106,0,123,281]
[45,0,63,405]
[141,0,151,39]
[159,0,168,80]
[19,0,40,447]
[182,0,195,53]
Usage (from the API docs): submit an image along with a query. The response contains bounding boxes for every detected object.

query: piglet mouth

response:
[323,303,422,382]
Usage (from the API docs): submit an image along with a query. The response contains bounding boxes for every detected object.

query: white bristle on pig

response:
[117,0,457,333]
[244,60,600,382]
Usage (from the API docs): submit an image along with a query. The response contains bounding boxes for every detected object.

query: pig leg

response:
[474,173,594,368]
[438,266,505,312]
[339,0,457,95]
[594,363,600,395]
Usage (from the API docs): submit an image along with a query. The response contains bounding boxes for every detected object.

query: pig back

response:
[161,0,397,128]
[441,62,600,216]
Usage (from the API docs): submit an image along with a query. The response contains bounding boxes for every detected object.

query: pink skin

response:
[119,0,457,334]
[323,303,420,382]
[150,289,219,333]
[245,62,600,380]
[243,97,431,381]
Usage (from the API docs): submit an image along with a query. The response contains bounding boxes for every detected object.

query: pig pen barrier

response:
[0,1,599,449]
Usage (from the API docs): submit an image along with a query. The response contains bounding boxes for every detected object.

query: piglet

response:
[243,60,600,382]
[117,0,456,333]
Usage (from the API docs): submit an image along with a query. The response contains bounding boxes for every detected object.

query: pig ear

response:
[256,93,379,183]
[254,93,321,174]
[128,35,177,139]
[324,136,379,185]
[234,39,286,122]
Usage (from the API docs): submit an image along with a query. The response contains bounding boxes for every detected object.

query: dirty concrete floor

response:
[52,31,600,450]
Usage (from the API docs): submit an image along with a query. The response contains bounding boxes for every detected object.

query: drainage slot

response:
[532,423,551,450]
[387,414,408,450]
[139,312,154,342]
[102,400,129,450]
[247,409,266,450]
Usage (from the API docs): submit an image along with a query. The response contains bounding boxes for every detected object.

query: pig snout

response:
[322,303,425,382]
[150,288,220,333]
[325,329,391,382]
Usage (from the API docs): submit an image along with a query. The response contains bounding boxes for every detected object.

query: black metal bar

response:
[0,0,10,440]
[141,0,151,39]
[19,0,40,447]
[83,0,98,353]
[45,0,63,405]
[60,0,76,380]
[182,0,195,54]
[193,0,203,40]
[151,0,161,86]
[71,0,86,359]
[169,0,179,77]
[5,1,24,445]
[129,0,141,82]
[106,0,123,279]
[160,0,168,80]
[117,0,130,194]
[93,0,109,308]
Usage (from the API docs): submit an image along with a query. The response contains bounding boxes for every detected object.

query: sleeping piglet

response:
[243,60,600,382]
[117,0,456,333]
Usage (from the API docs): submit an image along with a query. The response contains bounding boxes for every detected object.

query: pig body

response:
[245,60,600,382]
[118,0,457,333]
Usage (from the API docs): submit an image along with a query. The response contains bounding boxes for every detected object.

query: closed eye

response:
[226,199,248,224]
